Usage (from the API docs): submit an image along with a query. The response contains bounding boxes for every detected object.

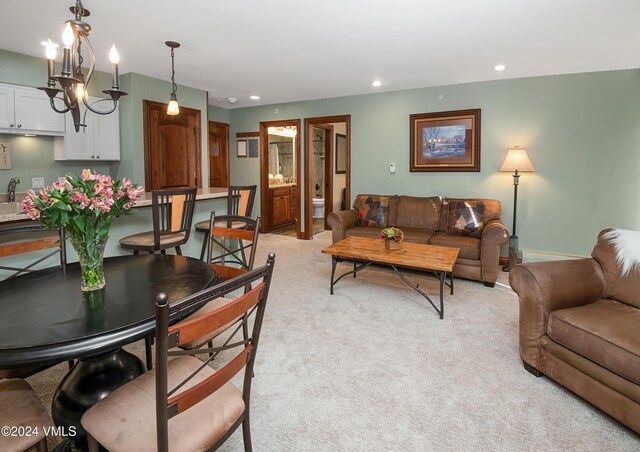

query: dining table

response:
[0,254,215,451]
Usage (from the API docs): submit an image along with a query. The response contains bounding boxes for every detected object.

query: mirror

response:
[335,133,346,174]
[268,126,297,185]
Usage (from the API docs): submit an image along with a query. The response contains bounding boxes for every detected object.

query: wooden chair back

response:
[0,225,66,280]
[154,253,276,452]
[206,212,261,282]
[228,185,257,217]
[151,188,197,249]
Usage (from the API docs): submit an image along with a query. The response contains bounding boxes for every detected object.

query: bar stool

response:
[119,188,197,255]
[195,185,256,260]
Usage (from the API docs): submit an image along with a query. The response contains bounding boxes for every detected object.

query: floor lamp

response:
[500,146,535,271]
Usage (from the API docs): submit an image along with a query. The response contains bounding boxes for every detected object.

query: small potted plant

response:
[380,227,404,251]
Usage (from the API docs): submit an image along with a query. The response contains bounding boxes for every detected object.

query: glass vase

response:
[70,234,109,292]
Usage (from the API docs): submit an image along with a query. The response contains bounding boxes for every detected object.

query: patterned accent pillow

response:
[447,200,485,237]
[357,195,389,227]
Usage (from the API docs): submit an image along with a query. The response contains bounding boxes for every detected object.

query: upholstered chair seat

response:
[119,231,186,251]
[81,356,244,452]
[0,379,52,452]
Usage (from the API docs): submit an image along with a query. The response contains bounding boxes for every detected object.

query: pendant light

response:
[39,0,127,132]
[166,41,180,116]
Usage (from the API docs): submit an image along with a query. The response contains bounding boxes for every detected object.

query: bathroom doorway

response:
[303,115,351,239]
[259,119,301,237]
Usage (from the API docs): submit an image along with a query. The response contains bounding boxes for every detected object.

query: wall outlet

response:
[32,177,45,189]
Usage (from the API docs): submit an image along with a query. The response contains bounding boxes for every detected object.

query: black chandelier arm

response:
[81,34,96,89]
[49,97,71,114]
[81,97,117,115]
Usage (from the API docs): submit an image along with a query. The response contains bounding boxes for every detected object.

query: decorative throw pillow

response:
[357,195,389,227]
[446,200,485,237]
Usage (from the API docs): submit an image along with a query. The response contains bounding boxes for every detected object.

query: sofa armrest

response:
[327,209,358,243]
[479,220,509,284]
[509,259,604,369]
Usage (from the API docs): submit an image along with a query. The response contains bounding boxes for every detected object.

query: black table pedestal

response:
[52,348,146,451]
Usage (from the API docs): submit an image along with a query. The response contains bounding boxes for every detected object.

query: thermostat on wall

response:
[389,162,396,173]
[0,142,11,170]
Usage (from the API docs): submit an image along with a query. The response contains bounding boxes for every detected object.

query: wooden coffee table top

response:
[322,236,459,272]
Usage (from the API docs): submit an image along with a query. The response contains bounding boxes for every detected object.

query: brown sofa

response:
[327,194,509,286]
[510,229,640,432]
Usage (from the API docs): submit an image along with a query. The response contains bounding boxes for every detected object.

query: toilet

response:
[312,198,325,219]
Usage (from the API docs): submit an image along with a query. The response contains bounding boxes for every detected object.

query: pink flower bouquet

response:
[22,169,144,291]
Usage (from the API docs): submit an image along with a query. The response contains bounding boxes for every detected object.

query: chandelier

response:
[165,41,180,116]
[39,0,127,132]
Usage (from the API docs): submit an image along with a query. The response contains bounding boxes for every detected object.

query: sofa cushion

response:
[429,232,480,260]
[355,195,390,227]
[548,298,640,385]
[345,226,384,239]
[396,196,442,231]
[446,200,485,238]
[352,195,399,226]
[591,228,640,308]
[400,228,436,244]
[440,198,502,230]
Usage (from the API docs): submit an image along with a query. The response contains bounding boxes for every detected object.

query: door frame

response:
[303,115,351,240]
[143,100,202,190]
[259,119,302,236]
[309,124,334,231]
[208,120,230,187]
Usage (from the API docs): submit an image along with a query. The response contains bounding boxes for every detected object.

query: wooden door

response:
[144,100,201,190]
[208,121,229,187]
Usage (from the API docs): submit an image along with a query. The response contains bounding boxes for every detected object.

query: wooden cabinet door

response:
[14,86,64,134]
[271,189,291,226]
[144,100,201,190]
[208,121,229,187]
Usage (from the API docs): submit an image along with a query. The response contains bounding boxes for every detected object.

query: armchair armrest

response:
[327,209,358,243]
[479,220,509,285]
[510,259,604,368]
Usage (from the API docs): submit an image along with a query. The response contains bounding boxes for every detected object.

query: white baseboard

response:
[522,249,588,263]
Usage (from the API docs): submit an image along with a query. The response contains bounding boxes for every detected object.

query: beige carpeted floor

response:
[28,231,639,451]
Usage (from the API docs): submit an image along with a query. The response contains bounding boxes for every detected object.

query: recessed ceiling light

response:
[250,95,260,100]
[371,80,382,87]
[494,64,506,71]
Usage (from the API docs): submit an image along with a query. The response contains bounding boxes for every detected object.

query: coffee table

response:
[321,236,459,319]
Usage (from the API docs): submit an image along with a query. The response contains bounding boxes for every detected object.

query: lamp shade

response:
[500,147,534,172]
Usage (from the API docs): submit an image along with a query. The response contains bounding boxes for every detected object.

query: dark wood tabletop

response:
[0,255,215,368]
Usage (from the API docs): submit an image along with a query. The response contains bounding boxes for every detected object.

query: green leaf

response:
[73,215,85,231]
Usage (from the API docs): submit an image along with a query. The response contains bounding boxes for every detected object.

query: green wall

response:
[209,105,230,124]
[228,69,640,257]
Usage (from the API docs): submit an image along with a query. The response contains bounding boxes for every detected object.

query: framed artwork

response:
[409,109,480,172]
[237,139,247,157]
[248,138,259,158]
[335,133,346,174]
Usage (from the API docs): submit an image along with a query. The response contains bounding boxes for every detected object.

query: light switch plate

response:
[32,177,45,189]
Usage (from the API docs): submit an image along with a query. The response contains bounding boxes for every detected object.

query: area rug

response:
[28,231,639,451]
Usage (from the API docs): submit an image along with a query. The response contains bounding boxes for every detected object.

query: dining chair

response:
[81,253,276,452]
[0,224,71,379]
[180,212,261,352]
[195,185,257,260]
[119,187,197,255]
[0,224,66,280]
[0,379,53,452]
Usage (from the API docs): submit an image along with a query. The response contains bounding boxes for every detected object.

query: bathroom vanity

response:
[268,183,297,228]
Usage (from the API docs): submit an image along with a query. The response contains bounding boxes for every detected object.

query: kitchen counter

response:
[268,183,297,188]
[0,187,229,224]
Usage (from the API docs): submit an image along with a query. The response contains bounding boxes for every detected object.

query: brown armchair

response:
[510,229,640,432]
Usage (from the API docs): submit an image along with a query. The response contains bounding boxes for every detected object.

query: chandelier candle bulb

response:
[109,44,120,89]
[41,40,58,82]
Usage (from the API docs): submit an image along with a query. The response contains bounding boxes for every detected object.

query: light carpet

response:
[28,231,639,451]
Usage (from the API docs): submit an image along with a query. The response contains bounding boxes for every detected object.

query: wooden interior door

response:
[144,100,201,190]
[208,121,229,187]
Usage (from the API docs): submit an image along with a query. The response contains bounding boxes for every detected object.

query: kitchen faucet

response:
[7,177,20,202]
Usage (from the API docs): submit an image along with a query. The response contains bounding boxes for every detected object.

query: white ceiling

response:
[2,0,639,109]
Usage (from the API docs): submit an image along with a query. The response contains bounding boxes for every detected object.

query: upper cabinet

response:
[54,97,120,161]
[0,83,65,135]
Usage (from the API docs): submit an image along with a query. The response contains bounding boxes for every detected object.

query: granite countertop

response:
[0,188,229,224]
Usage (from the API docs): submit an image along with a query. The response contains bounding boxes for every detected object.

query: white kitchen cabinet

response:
[54,97,120,161]
[0,83,65,135]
